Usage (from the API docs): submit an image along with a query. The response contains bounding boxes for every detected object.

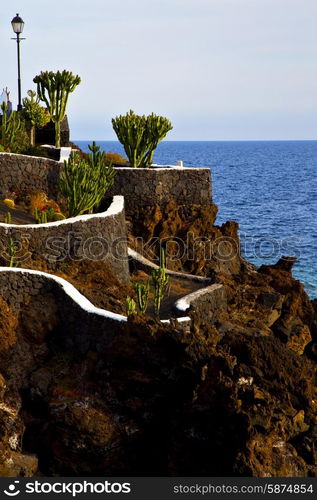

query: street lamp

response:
[11,13,25,111]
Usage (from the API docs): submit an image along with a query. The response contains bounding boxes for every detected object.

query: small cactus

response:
[135,281,150,314]
[151,247,170,316]
[7,238,20,268]
[4,212,12,224]
[126,296,137,316]
[34,208,48,224]
[0,101,22,151]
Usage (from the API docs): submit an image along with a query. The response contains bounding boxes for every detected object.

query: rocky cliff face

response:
[0,202,316,477]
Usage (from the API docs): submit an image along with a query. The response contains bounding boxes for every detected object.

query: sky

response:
[1,0,317,140]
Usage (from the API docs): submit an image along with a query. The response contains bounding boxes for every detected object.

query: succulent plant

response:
[151,247,170,316]
[112,110,173,167]
[59,142,115,217]
[33,70,81,148]
[126,296,137,316]
[0,101,22,151]
[135,281,150,314]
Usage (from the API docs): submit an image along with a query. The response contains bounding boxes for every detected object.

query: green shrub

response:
[112,110,173,167]
[10,128,30,154]
[22,90,50,146]
[20,145,49,158]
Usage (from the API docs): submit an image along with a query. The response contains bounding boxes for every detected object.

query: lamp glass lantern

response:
[11,14,24,34]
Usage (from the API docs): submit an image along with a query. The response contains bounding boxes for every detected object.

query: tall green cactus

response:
[7,238,20,268]
[59,142,116,217]
[151,247,170,316]
[135,281,150,313]
[33,70,81,148]
[112,110,173,167]
[4,212,12,224]
[0,102,22,150]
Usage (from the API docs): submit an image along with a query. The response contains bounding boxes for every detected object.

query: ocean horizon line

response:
[74,139,317,143]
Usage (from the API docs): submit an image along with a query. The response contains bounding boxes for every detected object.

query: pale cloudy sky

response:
[1,0,317,140]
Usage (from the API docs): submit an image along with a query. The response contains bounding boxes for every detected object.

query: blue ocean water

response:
[76,140,317,299]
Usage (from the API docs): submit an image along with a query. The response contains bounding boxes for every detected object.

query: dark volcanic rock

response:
[0,202,316,477]
[128,201,242,276]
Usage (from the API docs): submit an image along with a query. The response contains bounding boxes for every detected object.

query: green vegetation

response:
[0,102,22,151]
[33,70,81,148]
[59,142,115,217]
[112,110,173,167]
[104,151,128,166]
[126,296,136,316]
[151,247,170,315]
[7,238,20,268]
[22,90,50,146]
[34,208,48,224]
[4,212,12,224]
[135,281,150,314]
[131,249,170,317]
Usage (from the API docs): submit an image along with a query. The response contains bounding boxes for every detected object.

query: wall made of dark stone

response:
[0,152,60,199]
[0,270,124,354]
[174,284,227,323]
[0,155,212,216]
[0,196,129,283]
[106,167,212,214]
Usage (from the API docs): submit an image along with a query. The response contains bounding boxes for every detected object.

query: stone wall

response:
[106,167,212,213]
[0,196,130,283]
[0,268,191,353]
[0,154,212,215]
[128,247,212,283]
[0,268,125,354]
[174,283,227,322]
[0,153,60,199]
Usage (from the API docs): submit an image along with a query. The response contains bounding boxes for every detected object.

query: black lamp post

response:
[11,13,25,111]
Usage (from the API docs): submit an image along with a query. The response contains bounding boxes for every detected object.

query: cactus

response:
[59,143,116,217]
[112,110,173,167]
[7,238,20,268]
[126,296,136,316]
[135,281,150,314]
[4,212,12,224]
[87,141,104,169]
[22,90,50,146]
[151,247,170,316]
[0,101,22,150]
[33,70,81,148]
[34,208,48,224]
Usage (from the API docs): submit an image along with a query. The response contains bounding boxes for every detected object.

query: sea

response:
[76,140,317,300]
